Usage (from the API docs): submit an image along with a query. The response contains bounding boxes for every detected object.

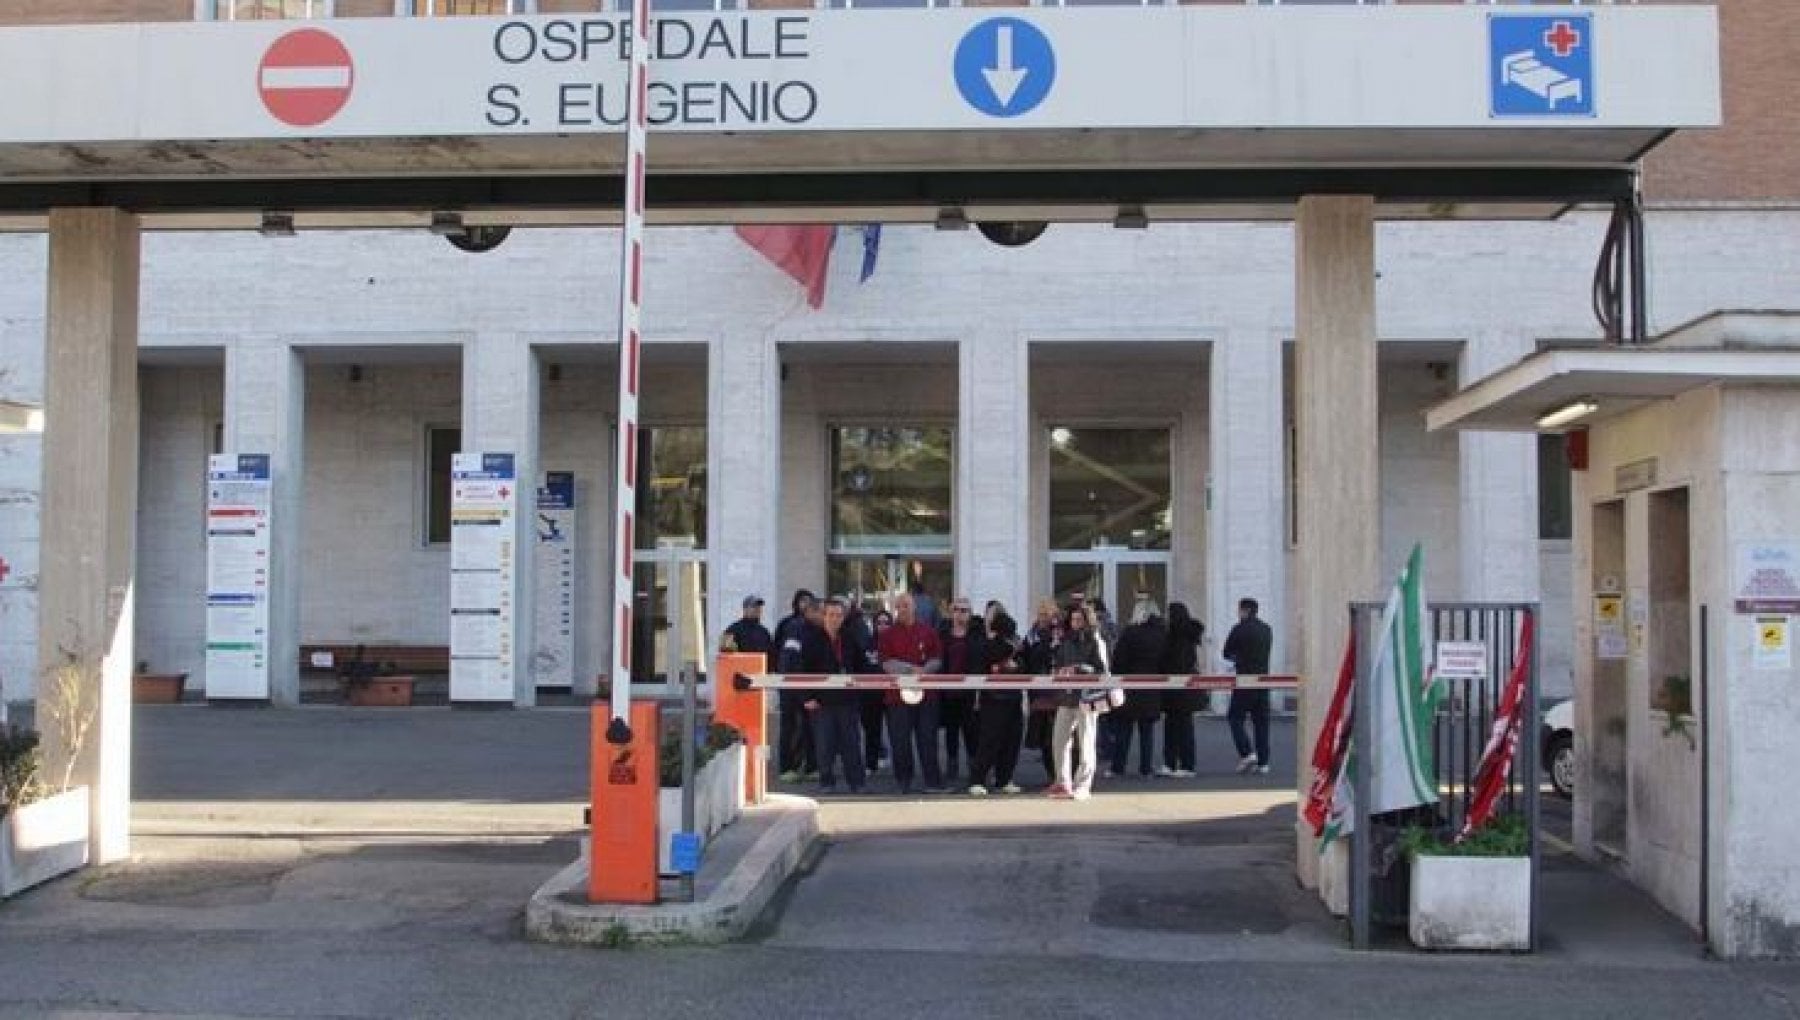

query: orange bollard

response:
[589,700,661,905]
[713,652,769,805]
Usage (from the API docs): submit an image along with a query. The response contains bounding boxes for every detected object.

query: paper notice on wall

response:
[450,452,517,702]
[532,472,576,689]
[205,454,272,700]
[1736,542,1800,614]
[1755,616,1791,671]
[1594,593,1628,661]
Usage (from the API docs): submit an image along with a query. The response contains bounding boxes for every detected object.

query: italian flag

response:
[1320,544,1443,848]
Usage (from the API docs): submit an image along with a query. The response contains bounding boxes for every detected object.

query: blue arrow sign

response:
[953,18,1056,119]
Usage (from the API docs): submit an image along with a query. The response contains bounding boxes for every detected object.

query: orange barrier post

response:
[713,652,769,804]
[589,700,661,905]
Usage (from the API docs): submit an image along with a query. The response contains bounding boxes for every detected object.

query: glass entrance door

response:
[1049,550,1169,623]
[630,546,707,692]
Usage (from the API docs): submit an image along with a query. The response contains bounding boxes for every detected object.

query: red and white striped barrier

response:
[736,673,1299,691]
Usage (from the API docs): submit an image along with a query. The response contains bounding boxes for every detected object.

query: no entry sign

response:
[258,28,354,128]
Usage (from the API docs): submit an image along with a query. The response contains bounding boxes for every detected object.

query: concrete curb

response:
[523,794,819,947]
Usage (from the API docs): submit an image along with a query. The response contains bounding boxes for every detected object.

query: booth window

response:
[204,0,333,17]
[1538,433,1573,540]
[634,425,708,549]
[424,426,460,546]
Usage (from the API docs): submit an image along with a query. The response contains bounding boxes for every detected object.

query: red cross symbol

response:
[499,486,512,500]
[1543,21,1582,58]
[0,557,10,585]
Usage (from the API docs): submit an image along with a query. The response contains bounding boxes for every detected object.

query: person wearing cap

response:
[774,589,820,783]
[721,594,773,658]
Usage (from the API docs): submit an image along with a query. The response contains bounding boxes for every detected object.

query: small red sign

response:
[258,28,354,129]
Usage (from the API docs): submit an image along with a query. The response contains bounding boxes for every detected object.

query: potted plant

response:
[339,646,414,707]
[652,722,750,876]
[131,660,187,704]
[3,651,95,899]
[1402,815,1531,951]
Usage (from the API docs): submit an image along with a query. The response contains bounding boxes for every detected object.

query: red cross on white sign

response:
[0,556,11,584]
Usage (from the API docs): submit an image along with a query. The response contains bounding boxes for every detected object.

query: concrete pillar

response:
[222,339,305,705]
[36,208,139,864]
[461,334,540,708]
[1458,332,1539,602]
[1293,196,1381,890]
[1207,329,1287,668]
[708,331,782,674]
[957,331,1031,614]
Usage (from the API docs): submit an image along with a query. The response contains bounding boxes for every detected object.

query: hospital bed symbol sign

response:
[1488,14,1594,119]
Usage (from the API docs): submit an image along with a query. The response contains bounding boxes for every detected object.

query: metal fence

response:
[1347,601,1541,951]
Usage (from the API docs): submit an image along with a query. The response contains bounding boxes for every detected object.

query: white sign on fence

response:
[1434,641,1489,681]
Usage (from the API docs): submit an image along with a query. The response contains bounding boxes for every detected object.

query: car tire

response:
[1547,733,1575,799]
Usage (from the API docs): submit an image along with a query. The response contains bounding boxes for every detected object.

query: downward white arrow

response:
[981,25,1028,108]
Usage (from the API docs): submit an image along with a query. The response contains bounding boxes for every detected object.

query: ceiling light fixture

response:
[1113,204,1149,230]
[935,206,969,231]
[1536,398,1600,430]
[258,211,296,238]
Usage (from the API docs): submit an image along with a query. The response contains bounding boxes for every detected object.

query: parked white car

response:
[1541,700,1574,799]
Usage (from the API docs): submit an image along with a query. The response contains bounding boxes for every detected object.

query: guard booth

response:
[1428,311,1800,958]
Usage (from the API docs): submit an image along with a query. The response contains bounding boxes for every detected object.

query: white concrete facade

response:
[4,209,1800,710]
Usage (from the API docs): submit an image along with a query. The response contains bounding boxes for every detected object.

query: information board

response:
[205,453,272,700]
[451,452,518,702]
[533,471,577,689]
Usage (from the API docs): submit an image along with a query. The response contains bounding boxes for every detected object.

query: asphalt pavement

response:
[0,705,1790,1020]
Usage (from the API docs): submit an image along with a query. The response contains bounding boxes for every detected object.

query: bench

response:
[298,644,451,677]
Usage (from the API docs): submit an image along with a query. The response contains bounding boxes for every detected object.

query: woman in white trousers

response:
[1049,605,1111,801]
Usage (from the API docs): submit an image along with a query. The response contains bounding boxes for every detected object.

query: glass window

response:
[830,426,954,554]
[635,425,707,549]
[1538,433,1573,540]
[424,426,459,545]
[412,0,528,14]
[613,0,738,9]
[1048,427,1171,550]
[828,555,953,616]
[829,0,955,8]
[208,0,333,17]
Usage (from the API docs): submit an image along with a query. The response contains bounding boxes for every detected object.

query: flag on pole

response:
[1370,543,1442,814]
[734,225,837,308]
[859,224,882,283]
[1319,544,1442,850]
[1304,634,1356,836]
[1460,612,1536,841]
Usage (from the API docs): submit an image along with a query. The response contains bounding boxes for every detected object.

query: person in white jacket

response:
[1049,604,1112,801]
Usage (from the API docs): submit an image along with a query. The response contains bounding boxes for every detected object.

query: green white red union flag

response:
[1314,543,1444,849]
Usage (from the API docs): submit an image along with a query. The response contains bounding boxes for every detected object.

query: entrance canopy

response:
[1426,313,1800,434]
[0,5,1718,228]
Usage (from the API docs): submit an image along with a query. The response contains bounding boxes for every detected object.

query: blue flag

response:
[859,224,882,283]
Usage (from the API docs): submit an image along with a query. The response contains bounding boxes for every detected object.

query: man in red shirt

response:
[877,593,944,794]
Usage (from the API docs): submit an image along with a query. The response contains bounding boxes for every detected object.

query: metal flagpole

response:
[609,0,653,737]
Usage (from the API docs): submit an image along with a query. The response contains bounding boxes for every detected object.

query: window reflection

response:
[635,425,707,548]
[831,426,954,553]
[211,0,330,17]
[1048,427,1171,550]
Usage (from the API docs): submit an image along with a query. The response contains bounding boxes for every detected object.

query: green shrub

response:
[704,721,744,752]
[659,728,718,788]
[0,724,43,818]
[1399,814,1529,859]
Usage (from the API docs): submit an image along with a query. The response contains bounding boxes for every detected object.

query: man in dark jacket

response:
[936,596,988,784]
[1221,596,1275,775]
[799,598,867,794]
[721,595,773,658]
[773,589,818,783]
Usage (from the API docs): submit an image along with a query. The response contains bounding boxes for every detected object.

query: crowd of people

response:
[722,585,1276,801]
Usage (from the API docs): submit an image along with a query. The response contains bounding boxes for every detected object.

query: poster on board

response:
[533,472,576,690]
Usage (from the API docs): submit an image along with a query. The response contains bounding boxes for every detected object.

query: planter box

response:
[132,672,187,704]
[657,744,748,876]
[1409,855,1531,951]
[346,676,416,707]
[1,787,90,899]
